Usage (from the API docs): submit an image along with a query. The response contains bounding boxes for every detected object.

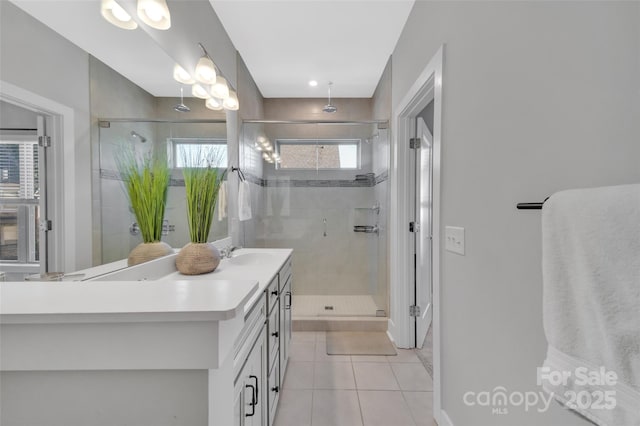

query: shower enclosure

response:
[96,119,228,265]
[241,121,390,318]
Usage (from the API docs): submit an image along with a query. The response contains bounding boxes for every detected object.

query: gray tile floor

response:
[275,331,437,426]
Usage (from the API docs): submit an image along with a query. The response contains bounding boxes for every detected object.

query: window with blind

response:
[0,138,40,263]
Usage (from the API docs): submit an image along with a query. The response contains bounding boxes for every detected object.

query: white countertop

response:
[0,279,258,323]
[0,247,293,373]
[156,248,293,315]
[0,248,292,324]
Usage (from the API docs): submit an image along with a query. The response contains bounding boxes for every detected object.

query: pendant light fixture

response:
[173,64,195,85]
[194,43,217,85]
[168,42,240,112]
[210,76,230,100]
[173,87,191,113]
[101,0,137,30]
[222,90,239,111]
[322,82,337,113]
[137,0,171,30]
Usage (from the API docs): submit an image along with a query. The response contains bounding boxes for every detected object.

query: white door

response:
[415,117,433,348]
[0,114,50,279]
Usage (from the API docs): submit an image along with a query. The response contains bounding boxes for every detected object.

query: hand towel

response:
[238,180,252,221]
[217,181,227,221]
[540,184,640,426]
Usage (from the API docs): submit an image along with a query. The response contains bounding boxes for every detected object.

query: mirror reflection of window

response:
[0,138,40,263]
[169,138,228,169]
[276,139,360,170]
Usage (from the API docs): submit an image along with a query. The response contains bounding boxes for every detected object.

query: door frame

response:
[414,116,434,349]
[1,80,77,273]
[389,45,444,422]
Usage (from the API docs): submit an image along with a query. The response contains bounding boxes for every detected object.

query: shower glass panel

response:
[98,120,227,264]
[242,121,389,318]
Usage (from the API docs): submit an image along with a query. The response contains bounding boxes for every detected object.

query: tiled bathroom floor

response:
[275,331,437,426]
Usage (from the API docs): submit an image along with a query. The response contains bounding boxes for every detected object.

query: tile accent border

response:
[100,169,186,186]
[244,171,389,188]
[101,169,389,188]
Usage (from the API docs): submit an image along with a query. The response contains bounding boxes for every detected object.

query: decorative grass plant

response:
[175,146,227,275]
[183,161,226,243]
[116,145,172,266]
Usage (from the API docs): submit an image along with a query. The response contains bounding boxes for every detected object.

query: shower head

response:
[323,82,337,114]
[174,87,191,113]
[130,131,147,143]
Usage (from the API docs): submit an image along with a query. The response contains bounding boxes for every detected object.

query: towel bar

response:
[516,197,549,210]
[231,166,246,182]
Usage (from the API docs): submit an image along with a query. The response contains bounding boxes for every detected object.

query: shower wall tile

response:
[255,186,377,296]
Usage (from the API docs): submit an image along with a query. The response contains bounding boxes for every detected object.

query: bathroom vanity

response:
[0,248,293,426]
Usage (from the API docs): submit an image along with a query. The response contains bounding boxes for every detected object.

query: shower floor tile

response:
[292,295,380,317]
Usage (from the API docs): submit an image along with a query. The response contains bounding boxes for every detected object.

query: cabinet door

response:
[280,276,292,383]
[247,327,266,426]
[234,379,245,426]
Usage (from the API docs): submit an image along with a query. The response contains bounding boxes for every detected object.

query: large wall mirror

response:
[97,119,228,265]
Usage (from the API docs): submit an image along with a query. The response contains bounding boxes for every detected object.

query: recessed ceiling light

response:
[308,80,318,87]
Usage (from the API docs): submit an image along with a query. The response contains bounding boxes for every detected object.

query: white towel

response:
[238,180,252,221]
[541,184,640,426]
[217,181,227,221]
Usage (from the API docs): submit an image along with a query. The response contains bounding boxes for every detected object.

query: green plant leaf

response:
[116,145,170,244]
[181,147,227,243]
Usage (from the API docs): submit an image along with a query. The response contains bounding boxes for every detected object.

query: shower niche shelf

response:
[354,202,380,215]
[353,225,379,234]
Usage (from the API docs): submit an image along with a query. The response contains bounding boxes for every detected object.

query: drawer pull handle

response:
[271,331,279,337]
[285,291,292,309]
[250,375,259,402]
[271,290,278,296]
[245,383,256,417]
[271,386,279,393]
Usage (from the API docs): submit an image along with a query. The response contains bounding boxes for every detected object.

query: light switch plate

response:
[445,226,465,255]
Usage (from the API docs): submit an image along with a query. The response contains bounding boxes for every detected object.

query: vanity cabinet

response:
[0,248,293,426]
[233,254,292,426]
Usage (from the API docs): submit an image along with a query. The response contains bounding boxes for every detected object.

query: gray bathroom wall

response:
[393,1,640,425]
[0,101,38,129]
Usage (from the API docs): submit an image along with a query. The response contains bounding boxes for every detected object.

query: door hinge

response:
[409,221,420,233]
[409,305,421,317]
[39,219,52,232]
[38,136,51,148]
[409,138,420,149]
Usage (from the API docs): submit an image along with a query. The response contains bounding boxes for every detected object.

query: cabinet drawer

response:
[268,355,280,426]
[267,304,279,370]
[279,257,292,291]
[266,275,279,314]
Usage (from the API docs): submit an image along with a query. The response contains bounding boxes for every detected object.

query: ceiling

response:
[10,0,179,97]
[210,0,414,98]
[9,0,414,99]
